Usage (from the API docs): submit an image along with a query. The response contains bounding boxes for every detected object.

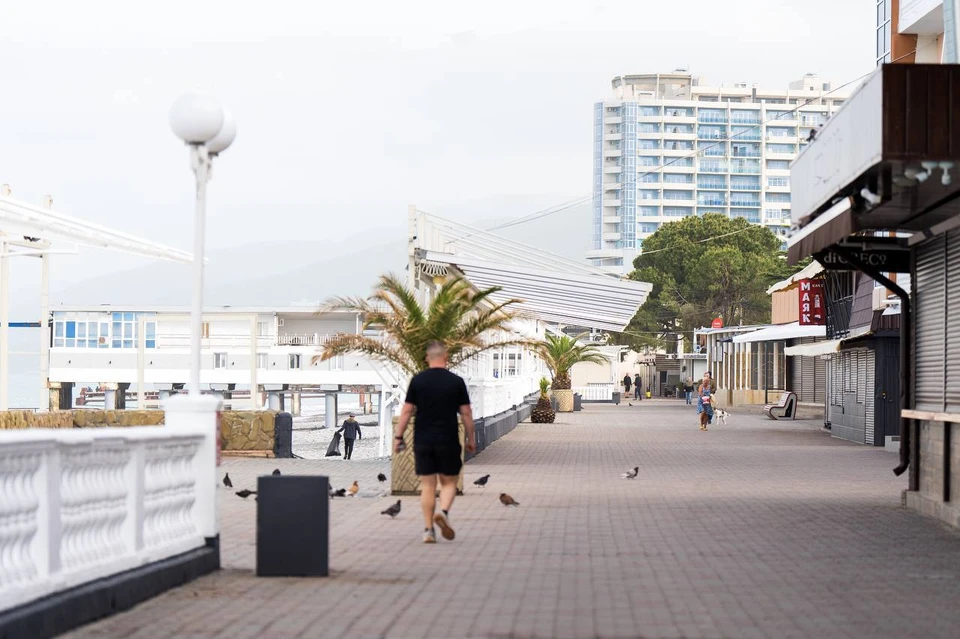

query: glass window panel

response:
[124,312,134,321]
[113,312,123,321]
[146,340,156,349]
[54,338,64,347]
[66,338,75,347]
[123,324,133,338]
[55,322,64,337]
[112,339,122,348]
[65,322,76,338]
[88,339,98,348]
[146,322,156,339]
[884,0,891,22]
[77,323,86,338]
[100,323,109,338]
[123,339,134,349]
[113,322,122,336]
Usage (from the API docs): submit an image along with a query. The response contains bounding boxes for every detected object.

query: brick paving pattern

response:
[65,401,960,639]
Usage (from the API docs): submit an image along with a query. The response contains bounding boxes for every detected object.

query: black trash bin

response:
[613,391,621,405]
[274,412,293,458]
[573,393,583,411]
[257,475,329,577]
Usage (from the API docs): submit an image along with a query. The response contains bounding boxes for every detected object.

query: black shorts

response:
[414,443,462,477]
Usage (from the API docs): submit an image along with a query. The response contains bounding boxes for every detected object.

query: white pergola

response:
[0,187,193,410]
[408,207,652,332]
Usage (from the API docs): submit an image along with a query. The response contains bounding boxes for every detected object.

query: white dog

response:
[713,408,729,426]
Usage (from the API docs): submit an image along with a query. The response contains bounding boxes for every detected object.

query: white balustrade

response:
[467,375,539,420]
[0,423,215,615]
[573,383,615,401]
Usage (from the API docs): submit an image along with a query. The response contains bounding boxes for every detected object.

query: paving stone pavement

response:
[64,401,960,639]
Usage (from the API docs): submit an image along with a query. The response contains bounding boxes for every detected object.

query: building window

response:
[214,353,228,369]
[257,320,270,337]
[767,176,789,187]
[201,322,211,338]
[663,207,693,217]
[289,354,302,369]
[876,0,891,65]
[767,160,791,171]
[639,223,660,234]
[257,353,269,369]
[766,193,791,203]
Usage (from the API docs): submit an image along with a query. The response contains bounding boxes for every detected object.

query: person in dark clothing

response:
[633,374,642,400]
[623,374,632,396]
[337,413,362,460]
[395,341,476,544]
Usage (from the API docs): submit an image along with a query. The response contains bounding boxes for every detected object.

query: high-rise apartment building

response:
[588,71,852,274]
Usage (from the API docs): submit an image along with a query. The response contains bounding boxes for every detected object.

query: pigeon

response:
[272,468,281,476]
[236,489,257,499]
[332,488,347,497]
[473,474,490,487]
[381,500,402,518]
[377,473,387,483]
[348,481,359,496]
[628,403,634,407]
[499,493,519,507]
[621,466,639,480]
[222,473,233,488]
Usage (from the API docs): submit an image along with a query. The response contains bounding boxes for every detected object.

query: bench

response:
[764,392,797,420]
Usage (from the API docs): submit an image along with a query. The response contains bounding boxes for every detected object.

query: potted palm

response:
[314,274,532,494]
[531,377,556,423]
[538,333,609,412]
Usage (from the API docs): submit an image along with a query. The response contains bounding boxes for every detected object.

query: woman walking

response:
[696,372,716,431]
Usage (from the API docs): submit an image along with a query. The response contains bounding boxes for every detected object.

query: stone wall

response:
[905,420,960,528]
[219,411,276,452]
[0,410,278,455]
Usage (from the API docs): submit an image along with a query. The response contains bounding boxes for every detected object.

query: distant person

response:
[697,372,716,431]
[337,413,362,460]
[683,378,695,405]
[394,341,476,543]
[623,374,632,396]
[633,374,642,400]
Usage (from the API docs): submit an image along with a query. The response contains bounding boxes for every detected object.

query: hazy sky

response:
[1,0,874,281]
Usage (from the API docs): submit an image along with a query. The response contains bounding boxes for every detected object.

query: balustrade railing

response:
[0,425,214,615]
[573,383,615,401]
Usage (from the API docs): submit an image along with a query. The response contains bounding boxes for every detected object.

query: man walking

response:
[337,412,362,460]
[395,341,476,543]
[623,373,632,397]
[633,373,642,400]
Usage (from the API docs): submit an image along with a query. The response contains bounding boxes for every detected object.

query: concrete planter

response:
[554,389,574,412]
[391,417,465,495]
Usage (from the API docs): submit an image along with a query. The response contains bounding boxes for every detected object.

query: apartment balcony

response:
[661,198,697,207]
[730,199,762,208]
[662,182,696,190]
[585,247,624,259]
[663,114,696,124]
[602,231,622,241]
[603,165,623,174]
[765,152,797,162]
[603,116,622,125]
[603,131,622,141]
[603,198,622,207]
[276,333,334,347]
[662,146,694,156]
[602,214,622,224]
[604,149,622,157]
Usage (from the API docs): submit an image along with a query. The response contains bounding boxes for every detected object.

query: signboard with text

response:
[814,246,910,273]
[798,279,826,326]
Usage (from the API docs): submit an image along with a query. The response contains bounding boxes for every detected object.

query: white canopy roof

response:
[422,250,651,332]
[731,321,826,343]
[783,325,871,356]
[0,194,192,263]
[766,261,824,294]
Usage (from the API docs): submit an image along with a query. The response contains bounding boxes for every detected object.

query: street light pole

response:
[188,144,211,396]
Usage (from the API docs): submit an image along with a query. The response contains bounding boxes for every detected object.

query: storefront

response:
[787,63,960,526]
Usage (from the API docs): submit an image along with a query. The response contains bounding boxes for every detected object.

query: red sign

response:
[711,318,723,329]
[798,279,825,326]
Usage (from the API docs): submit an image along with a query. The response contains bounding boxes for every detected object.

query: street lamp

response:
[169,93,237,396]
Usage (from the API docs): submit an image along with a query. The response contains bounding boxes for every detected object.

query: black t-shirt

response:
[405,368,470,446]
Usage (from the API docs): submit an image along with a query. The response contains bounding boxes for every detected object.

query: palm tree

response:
[313,274,534,375]
[539,333,609,390]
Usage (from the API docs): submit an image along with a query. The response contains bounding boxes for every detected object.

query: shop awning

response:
[784,339,841,357]
[786,197,855,265]
[767,260,825,294]
[731,322,826,343]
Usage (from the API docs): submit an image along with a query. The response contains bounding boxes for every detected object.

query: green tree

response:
[614,214,807,352]
[314,274,533,376]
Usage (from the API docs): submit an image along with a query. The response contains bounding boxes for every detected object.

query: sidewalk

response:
[66,401,960,639]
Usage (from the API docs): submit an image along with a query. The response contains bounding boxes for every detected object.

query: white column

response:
[378,388,387,458]
[325,392,338,430]
[104,387,117,410]
[188,146,210,397]
[162,394,222,539]
[137,316,146,409]
[0,235,8,410]
[248,314,258,410]
[39,246,50,412]
[267,391,281,411]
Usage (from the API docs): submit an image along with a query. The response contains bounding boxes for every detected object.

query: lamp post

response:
[164,94,236,541]
[169,93,237,396]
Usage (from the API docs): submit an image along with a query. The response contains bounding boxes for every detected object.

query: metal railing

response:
[573,383,615,401]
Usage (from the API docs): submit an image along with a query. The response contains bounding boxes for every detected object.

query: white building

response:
[588,70,853,274]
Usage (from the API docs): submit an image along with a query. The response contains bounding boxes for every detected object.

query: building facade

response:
[588,71,852,274]
[787,0,959,526]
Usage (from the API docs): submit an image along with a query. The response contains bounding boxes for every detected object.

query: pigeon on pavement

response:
[621,467,639,480]
[222,473,233,488]
[377,473,387,483]
[332,488,347,497]
[381,500,402,518]
[272,468,281,476]
[474,474,490,487]
[499,493,519,506]
[236,489,257,499]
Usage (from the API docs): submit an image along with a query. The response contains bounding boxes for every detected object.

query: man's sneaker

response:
[434,512,455,541]
[423,529,437,544]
